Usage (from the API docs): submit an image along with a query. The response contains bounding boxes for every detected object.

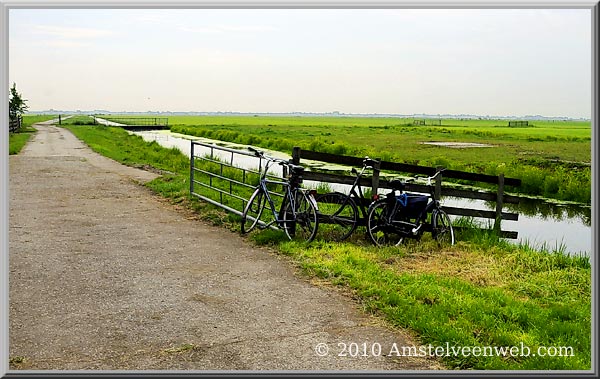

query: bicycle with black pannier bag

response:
[366,170,454,247]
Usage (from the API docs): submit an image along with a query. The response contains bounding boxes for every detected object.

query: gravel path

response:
[9,122,441,371]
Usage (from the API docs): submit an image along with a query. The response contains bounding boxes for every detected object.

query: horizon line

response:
[26,109,592,120]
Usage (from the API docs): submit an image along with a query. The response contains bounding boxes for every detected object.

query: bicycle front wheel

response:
[315,192,358,241]
[282,191,318,242]
[366,199,404,247]
[432,208,455,247]
[241,188,266,234]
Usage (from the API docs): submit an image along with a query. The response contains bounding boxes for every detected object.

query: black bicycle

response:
[241,147,319,242]
[315,157,379,241]
[366,170,454,247]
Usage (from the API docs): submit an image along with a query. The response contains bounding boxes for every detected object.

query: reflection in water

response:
[449,197,591,255]
[132,130,592,256]
[501,199,591,227]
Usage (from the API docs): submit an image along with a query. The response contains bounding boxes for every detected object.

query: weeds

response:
[9,356,26,365]
[161,343,199,354]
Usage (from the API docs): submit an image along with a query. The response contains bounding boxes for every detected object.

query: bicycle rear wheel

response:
[432,209,455,247]
[315,192,358,241]
[366,199,404,246]
[241,188,266,234]
[282,191,318,242]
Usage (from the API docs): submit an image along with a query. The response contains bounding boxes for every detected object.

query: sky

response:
[8,8,593,118]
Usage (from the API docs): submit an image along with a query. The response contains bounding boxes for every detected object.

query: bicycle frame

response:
[327,159,376,219]
[366,169,454,247]
[382,171,444,236]
[256,175,299,229]
[382,193,434,235]
[348,165,373,218]
[245,148,314,230]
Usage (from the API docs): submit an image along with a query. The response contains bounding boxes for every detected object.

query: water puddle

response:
[421,142,493,148]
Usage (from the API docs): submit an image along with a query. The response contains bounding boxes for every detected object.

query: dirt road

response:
[9,122,441,371]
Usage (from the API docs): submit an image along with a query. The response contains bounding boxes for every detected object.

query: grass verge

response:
[8,115,57,155]
[64,123,591,370]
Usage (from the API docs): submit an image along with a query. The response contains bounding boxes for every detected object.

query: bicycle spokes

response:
[367,200,404,246]
[282,192,318,242]
[315,192,358,241]
[433,209,455,247]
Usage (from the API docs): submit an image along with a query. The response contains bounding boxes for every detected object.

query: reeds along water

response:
[169,124,592,204]
[444,196,591,256]
[133,130,592,256]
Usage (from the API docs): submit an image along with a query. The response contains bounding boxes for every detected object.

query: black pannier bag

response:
[396,193,429,220]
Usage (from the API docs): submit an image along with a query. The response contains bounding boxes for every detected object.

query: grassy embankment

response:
[96,115,590,204]
[64,122,591,371]
[8,115,57,154]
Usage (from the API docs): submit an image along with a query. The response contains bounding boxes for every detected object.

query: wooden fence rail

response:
[189,141,522,239]
[291,147,521,239]
[9,115,22,133]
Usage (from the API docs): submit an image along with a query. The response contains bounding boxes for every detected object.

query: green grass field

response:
[64,123,592,370]
[99,115,591,203]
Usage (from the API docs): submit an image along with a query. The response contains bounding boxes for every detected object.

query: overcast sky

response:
[8,8,592,118]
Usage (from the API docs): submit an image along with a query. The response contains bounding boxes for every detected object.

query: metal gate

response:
[189,141,285,217]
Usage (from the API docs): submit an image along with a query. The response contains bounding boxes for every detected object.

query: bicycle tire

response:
[241,188,266,234]
[282,191,318,242]
[366,199,404,246]
[315,192,359,241]
[432,208,455,247]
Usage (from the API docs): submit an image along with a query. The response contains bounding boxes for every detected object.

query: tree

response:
[9,83,28,119]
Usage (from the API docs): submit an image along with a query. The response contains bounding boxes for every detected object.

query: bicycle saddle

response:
[389,179,405,191]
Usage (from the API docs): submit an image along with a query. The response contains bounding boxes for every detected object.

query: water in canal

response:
[132,130,592,256]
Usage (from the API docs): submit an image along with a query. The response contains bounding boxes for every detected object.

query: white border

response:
[1,1,597,377]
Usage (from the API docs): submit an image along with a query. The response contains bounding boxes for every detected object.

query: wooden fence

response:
[189,141,522,239]
[9,115,22,133]
[291,147,521,239]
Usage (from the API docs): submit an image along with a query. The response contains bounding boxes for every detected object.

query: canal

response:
[132,129,592,256]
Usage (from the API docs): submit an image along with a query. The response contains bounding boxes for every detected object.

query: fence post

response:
[494,173,505,231]
[371,160,381,196]
[58,115,61,125]
[434,166,443,200]
[190,141,195,195]
[292,146,301,165]
[288,146,302,180]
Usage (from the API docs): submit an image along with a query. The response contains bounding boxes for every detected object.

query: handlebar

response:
[248,147,288,165]
[350,156,379,177]
[362,156,379,169]
[413,169,446,185]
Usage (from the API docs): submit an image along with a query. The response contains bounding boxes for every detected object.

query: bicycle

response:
[315,157,379,241]
[241,147,319,242]
[366,170,455,247]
